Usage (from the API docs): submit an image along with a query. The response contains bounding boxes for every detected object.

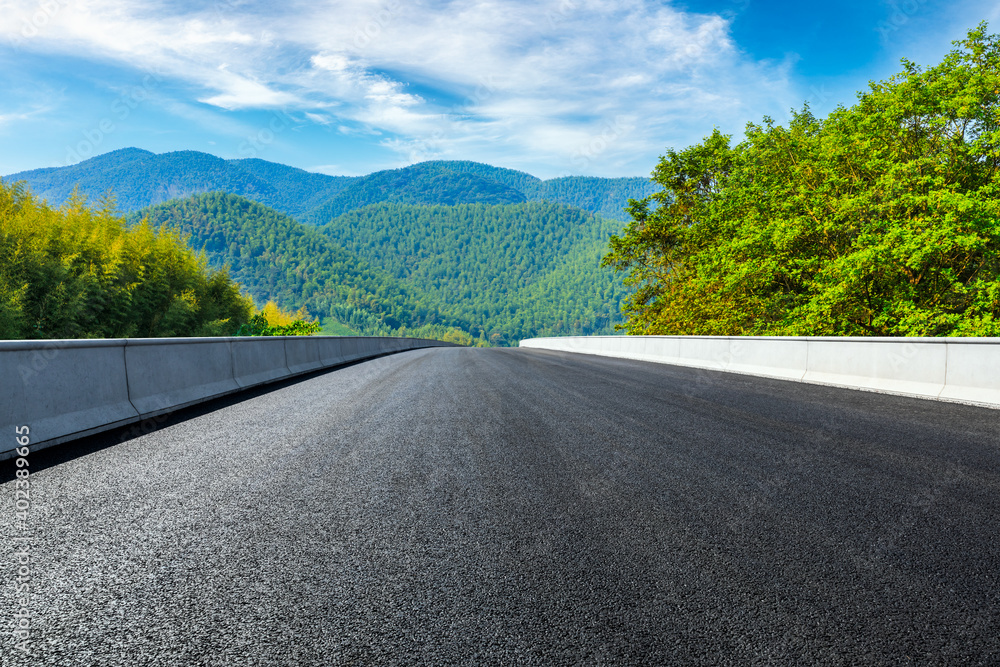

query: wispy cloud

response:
[0,0,813,175]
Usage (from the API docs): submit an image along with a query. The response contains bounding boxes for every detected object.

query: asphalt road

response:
[2,347,999,665]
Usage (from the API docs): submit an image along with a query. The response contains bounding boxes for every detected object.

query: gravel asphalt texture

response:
[2,346,1000,665]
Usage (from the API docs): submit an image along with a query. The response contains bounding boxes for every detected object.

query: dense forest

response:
[303,163,527,222]
[5,151,657,222]
[0,182,255,339]
[133,193,482,344]
[2,104,653,347]
[135,193,627,345]
[605,25,1000,337]
[323,202,628,343]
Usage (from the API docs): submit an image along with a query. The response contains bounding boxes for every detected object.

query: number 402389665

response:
[14,425,30,522]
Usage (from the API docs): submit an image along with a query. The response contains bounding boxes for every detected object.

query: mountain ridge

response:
[134,192,627,344]
[4,148,657,222]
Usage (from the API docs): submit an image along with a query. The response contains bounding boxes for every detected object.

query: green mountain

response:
[226,158,354,218]
[405,161,658,220]
[5,149,657,222]
[5,148,280,213]
[132,192,478,343]
[304,162,527,223]
[134,192,627,344]
[321,201,627,344]
[401,160,542,194]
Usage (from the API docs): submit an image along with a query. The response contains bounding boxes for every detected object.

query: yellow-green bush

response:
[0,182,253,339]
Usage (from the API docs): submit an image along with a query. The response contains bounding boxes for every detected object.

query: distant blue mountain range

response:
[4,148,657,222]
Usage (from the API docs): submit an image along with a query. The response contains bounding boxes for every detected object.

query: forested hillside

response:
[226,158,354,218]
[133,193,480,343]
[304,162,527,223]
[323,202,628,343]
[135,193,627,344]
[5,148,280,214]
[525,177,658,222]
[6,149,644,344]
[6,150,657,222]
[348,160,660,221]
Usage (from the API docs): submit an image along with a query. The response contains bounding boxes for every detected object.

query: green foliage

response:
[305,162,527,223]
[319,316,359,336]
[0,181,253,339]
[323,201,629,345]
[235,312,321,336]
[3,148,652,345]
[136,192,627,345]
[133,192,478,340]
[605,24,1000,337]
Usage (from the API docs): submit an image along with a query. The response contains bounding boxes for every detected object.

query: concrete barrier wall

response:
[232,338,289,389]
[285,337,324,374]
[940,340,1000,406]
[1,336,453,458]
[316,338,346,367]
[0,339,139,449]
[520,335,1000,409]
[127,338,240,419]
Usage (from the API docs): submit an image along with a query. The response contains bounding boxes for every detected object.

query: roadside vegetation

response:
[605,24,1000,337]
[0,182,313,339]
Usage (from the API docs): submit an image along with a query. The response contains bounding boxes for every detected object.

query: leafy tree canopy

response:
[0,182,255,339]
[605,24,1000,337]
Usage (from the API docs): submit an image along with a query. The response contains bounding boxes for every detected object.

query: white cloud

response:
[304,111,334,125]
[198,72,300,109]
[0,0,807,175]
[0,100,56,129]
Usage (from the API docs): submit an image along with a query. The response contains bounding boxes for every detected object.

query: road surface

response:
[2,347,999,665]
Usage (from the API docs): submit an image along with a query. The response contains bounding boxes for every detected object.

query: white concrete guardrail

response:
[1,336,454,459]
[519,336,1000,409]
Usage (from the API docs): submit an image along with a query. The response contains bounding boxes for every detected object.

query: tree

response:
[0,181,255,339]
[604,23,1000,337]
[236,301,321,336]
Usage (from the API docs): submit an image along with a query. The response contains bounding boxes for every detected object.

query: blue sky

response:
[1,0,997,179]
